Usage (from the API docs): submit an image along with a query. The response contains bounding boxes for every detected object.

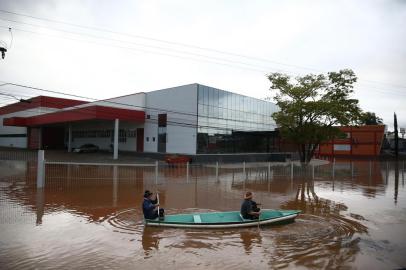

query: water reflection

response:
[277,177,368,269]
[395,162,399,204]
[239,230,262,255]
[1,160,405,269]
[141,226,161,257]
[35,188,44,225]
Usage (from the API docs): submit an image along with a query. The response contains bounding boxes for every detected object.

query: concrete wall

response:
[144,84,198,154]
[0,107,59,148]
[72,92,146,111]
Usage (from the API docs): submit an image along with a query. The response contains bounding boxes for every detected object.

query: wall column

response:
[113,119,119,160]
[38,127,43,150]
[67,124,72,152]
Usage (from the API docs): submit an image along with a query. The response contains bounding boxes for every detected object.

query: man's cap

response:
[144,190,153,198]
[244,191,252,199]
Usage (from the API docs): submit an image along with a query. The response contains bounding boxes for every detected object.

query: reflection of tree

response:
[283,178,348,215]
[141,226,162,257]
[275,177,368,269]
[240,230,262,255]
[394,162,399,204]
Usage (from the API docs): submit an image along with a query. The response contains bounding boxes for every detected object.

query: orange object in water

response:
[165,155,191,164]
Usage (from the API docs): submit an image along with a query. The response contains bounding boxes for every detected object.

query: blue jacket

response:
[143,198,158,219]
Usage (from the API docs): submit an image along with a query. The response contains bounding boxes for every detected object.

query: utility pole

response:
[394,113,399,159]
[0,47,6,59]
[0,28,13,59]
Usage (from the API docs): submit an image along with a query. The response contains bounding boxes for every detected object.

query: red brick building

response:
[315,125,385,157]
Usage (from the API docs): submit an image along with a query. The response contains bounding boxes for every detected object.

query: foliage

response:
[360,112,383,125]
[268,69,362,163]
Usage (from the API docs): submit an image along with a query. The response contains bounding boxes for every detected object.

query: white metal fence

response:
[1,149,404,189]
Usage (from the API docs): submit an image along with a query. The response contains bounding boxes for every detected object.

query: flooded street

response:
[1,160,405,269]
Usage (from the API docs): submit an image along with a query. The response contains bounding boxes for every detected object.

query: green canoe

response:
[144,209,301,228]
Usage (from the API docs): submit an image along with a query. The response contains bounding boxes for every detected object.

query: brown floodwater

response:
[0,160,405,269]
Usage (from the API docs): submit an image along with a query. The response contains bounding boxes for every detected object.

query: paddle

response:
[255,202,261,230]
[257,210,261,230]
[156,192,160,218]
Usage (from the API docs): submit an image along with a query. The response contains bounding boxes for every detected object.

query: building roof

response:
[0,96,88,116]
[3,105,145,127]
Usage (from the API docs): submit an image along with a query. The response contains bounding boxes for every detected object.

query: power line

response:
[0,17,281,72]
[0,83,277,132]
[2,24,405,98]
[1,9,405,90]
[0,9,320,72]
[0,24,273,75]
[0,81,276,118]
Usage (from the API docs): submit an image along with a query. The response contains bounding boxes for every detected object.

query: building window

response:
[119,129,126,143]
[127,129,137,137]
[334,144,351,151]
[153,137,155,142]
[158,113,167,152]
[146,137,149,142]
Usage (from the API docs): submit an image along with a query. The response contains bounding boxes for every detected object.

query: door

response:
[136,128,144,152]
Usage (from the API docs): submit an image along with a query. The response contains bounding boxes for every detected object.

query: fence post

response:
[37,150,45,188]
[186,162,189,183]
[215,162,219,182]
[332,159,335,179]
[113,165,118,207]
[369,160,372,178]
[268,162,271,180]
[312,164,315,180]
[290,161,294,180]
[155,160,158,184]
[243,162,246,181]
[351,161,354,178]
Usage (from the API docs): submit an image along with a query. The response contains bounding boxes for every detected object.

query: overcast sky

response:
[0,0,405,129]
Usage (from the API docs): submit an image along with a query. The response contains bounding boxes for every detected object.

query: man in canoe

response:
[240,191,261,219]
[143,190,164,220]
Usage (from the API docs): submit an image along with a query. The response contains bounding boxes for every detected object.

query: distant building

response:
[0,84,278,155]
[315,125,386,157]
[385,132,406,151]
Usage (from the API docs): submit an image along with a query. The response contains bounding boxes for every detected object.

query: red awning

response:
[3,105,145,127]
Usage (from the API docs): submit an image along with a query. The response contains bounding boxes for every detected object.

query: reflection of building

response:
[1,84,278,155]
[316,125,385,157]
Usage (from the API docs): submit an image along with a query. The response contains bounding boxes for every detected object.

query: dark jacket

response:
[143,198,158,219]
[240,199,254,219]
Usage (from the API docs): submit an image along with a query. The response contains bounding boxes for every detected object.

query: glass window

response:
[204,86,209,105]
[198,104,203,116]
[213,88,219,108]
[219,90,224,109]
[198,87,204,104]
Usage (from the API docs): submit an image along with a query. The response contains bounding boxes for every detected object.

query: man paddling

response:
[240,191,261,220]
[142,190,164,220]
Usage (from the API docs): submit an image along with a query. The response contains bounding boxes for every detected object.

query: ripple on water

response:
[102,208,144,235]
[264,213,368,269]
[100,208,370,269]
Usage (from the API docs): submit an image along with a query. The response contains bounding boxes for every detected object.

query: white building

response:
[0,84,278,156]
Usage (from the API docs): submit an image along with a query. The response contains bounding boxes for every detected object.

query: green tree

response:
[268,69,362,163]
[360,112,383,125]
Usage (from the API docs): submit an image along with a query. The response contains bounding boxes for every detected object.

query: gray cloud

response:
[0,0,405,129]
